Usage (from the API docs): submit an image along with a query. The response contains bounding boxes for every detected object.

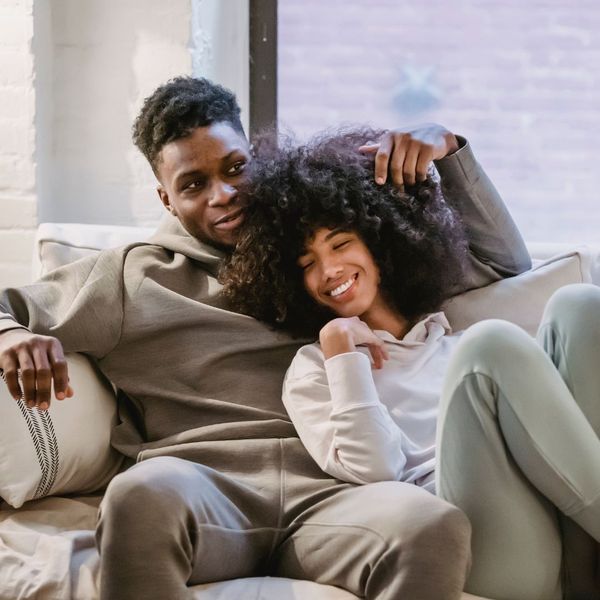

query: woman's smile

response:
[326,274,358,299]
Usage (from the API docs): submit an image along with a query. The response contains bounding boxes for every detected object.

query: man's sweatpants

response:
[96,436,470,600]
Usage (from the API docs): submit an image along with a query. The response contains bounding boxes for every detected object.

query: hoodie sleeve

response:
[0,248,125,359]
[283,347,407,484]
[435,137,532,292]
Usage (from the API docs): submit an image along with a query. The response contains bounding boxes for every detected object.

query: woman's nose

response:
[322,260,343,281]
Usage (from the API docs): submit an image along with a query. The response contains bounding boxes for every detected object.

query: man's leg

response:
[272,442,471,600]
[437,318,600,600]
[537,283,600,598]
[96,455,278,600]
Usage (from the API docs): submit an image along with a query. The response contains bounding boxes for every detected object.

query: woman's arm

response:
[284,343,407,484]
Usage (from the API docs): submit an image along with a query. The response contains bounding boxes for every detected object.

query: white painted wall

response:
[0,0,38,287]
[36,0,192,227]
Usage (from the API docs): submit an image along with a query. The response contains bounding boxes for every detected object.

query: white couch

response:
[0,222,598,600]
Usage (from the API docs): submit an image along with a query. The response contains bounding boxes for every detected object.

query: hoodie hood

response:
[148,213,227,274]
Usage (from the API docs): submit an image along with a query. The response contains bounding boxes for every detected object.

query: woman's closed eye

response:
[332,240,351,250]
[298,258,314,271]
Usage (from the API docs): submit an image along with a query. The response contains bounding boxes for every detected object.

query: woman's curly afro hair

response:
[220,127,469,338]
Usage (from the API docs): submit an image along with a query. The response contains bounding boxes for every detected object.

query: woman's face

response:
[298,227,386,321]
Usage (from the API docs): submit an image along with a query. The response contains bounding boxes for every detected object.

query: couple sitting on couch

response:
[0,76,599,600]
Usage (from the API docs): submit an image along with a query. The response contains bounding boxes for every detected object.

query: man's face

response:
[156,122,251,249]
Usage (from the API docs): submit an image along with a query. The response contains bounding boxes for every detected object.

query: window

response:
[274,0,600,243]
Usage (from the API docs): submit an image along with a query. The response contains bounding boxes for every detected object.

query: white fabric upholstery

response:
[0,354,122,508]
[445,248,592,335]
[3,222,594,600]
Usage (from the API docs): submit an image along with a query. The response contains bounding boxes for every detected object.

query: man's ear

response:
[157,186,174,214]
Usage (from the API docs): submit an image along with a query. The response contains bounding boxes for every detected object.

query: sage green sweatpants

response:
[437,283,600,600]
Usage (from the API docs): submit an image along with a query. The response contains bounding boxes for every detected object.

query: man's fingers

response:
[32,346,52,410]
[374,135,394,185]
[402,141,422,186]
[358,142,379,154]
[389,133,409,189]
[17,348,37,406]
[1,354,22,401]
[0,333,69,409]
[49,343,70,400]
[415,146,433,183]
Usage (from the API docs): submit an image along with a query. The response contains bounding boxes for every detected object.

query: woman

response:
[220,128,600,600]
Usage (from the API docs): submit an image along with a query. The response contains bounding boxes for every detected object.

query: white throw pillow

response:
[0,353,122,508]
[444,249,592,335]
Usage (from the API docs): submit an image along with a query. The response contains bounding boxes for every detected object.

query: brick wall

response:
[279,0,600,243]
[0,0,37,287]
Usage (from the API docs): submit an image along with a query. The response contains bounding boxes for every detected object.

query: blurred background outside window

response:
[278,0,600,243]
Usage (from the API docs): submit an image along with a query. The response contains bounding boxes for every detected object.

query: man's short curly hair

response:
[220,127,469,338]
[132,76,244,174]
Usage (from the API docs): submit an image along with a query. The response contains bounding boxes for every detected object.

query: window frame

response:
[249,0,277,139]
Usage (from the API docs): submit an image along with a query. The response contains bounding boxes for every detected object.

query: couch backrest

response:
[33,222,600,336]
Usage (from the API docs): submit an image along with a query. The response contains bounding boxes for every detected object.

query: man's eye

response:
[184,180,205,191]
[228,161,247,175]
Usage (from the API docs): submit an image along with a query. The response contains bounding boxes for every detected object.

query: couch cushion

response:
[444,249,592,335]
[33,222,156,277]
[0,354,123,508]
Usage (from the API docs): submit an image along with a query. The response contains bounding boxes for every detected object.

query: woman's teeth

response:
[329,276,355,297]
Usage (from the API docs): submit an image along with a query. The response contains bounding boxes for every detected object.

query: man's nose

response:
[207,181,237,206]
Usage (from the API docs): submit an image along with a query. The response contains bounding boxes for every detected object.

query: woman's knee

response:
[542,283,600,332]
[452,319,533,376]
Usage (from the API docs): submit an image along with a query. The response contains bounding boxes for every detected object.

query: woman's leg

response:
[537,283,600,598]
[437,318,600,600]
[537,283,600,434]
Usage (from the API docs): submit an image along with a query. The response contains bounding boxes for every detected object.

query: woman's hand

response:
[319,317,389,369]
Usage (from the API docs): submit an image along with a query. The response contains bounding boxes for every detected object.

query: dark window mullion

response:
[249,0,277,139]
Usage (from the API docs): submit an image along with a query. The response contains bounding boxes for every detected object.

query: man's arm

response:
[361,125,531,292]
[435,136,531,290]
[0,250,125,409]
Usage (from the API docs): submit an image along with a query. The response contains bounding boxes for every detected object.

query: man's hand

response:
[0,329,73,410]
[319,317,389,370]
[359,123,459,189]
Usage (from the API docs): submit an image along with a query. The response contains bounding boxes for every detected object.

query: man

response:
[0,77,530,600]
